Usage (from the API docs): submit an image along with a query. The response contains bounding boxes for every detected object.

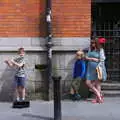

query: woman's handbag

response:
[96,62,107,81]
[96,63,103,80]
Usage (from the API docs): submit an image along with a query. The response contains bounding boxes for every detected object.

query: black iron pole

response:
[46,1,62,120]
[46,0,53,100]
[53,76,62,120]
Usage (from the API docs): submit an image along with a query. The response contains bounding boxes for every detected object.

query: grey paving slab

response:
[0,98,120,120]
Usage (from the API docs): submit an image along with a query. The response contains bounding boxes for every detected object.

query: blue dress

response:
[86,50,100,80]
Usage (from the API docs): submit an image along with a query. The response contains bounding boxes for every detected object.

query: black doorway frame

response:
[92,2,120,82]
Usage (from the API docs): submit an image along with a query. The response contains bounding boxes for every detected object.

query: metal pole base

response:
[53,76,62,120]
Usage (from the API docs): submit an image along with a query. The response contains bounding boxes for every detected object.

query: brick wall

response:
[0,0,46,37]
[0,0,91,101]
[52,0,91,37]
[0,0,91,37]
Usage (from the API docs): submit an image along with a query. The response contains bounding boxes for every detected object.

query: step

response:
[101,83,120,90]
[102,90,120,97]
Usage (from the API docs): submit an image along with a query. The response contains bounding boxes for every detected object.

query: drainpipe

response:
[46,0,53,100]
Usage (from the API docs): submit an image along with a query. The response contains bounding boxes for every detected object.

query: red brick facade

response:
[52,0,91,37]
[0,0,91,37]
[0,0,46,37]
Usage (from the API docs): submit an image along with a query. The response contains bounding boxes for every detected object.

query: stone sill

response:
[0,46,89,52]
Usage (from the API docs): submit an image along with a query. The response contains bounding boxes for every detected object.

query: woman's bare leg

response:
[94,80,101,93]
[95,80,104,100]
[86,80,102,103]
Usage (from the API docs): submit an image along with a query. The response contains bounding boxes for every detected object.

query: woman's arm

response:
[86,56,99,62]
[85,50,99,62]
[100,48,106,62]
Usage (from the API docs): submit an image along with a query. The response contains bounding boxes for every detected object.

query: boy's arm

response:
[5,60,14,67]
[11,59,24,67]
[80,61,86,78]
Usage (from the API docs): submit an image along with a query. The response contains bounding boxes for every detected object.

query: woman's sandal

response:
[91,99,98,103]
[101,94,104,99]
[97,96,104,104]
[91,96,103,104]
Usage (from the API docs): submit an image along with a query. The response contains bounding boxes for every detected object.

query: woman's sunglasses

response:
[91,42,95,44]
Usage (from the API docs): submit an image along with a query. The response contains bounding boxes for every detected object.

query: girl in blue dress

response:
[86,39,104,103]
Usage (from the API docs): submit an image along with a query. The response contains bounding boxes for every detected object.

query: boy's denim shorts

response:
[14,76,26,87]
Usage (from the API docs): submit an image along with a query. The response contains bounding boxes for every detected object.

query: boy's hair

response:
[76,49,85,59]
[18,47,25,53]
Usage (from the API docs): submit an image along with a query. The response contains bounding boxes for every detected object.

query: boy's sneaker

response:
[22,98,25,101]
[20,97,25,101]
[74,93,81,100]
[71,93,81,101]
[16,97,20,101]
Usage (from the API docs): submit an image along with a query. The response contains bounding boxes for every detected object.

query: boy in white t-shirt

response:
[5,48,26,101]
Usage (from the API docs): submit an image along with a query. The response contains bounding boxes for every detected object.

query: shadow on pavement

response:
[22,113,53,120]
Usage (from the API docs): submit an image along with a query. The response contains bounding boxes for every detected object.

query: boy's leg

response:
[19,77,26,101]
[70,79,77,95]
[15,87,20,101]
[21,87,26,101]
[14,77,20,101]
[15,76,26,101]
[70,87,75,95]
[70,78,81,100]
[72,78,81,94]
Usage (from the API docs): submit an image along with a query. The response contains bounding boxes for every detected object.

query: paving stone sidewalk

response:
[0,97,120,120]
